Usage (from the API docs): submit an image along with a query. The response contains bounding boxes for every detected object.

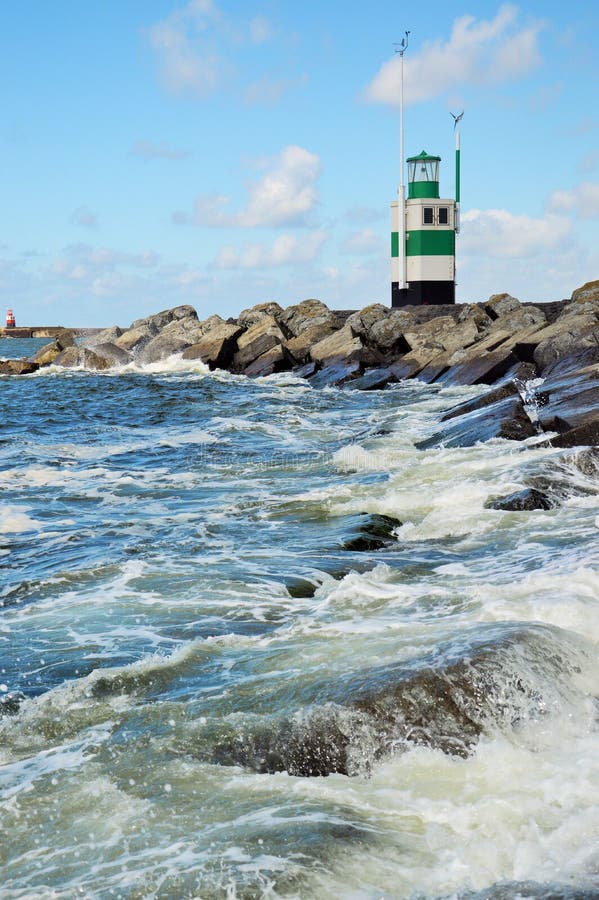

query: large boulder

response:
[83,326,123,348]
[537,362,599,436]
[369,311,412,354]
[30,329,76,367]
[90,342,131,367]
[417,394,537,449]
[237,302,284,330]
[484,293,521,320]
[0,359,40,375]
[114,325,155,352]
[232,317,286,371]
[278,299,340,338]
[182,322,243,369]
[53,347,112,370]
[570,280,599,305]
[129,304,197,332]
[346,304,389,342]
[402,316,456,352]
[309,325,363,367]
[243,345,291,377]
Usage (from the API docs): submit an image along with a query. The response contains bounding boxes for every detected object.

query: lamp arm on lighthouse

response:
[451,110,463,234]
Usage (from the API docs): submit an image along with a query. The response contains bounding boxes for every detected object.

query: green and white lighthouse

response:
[391,149,457,306]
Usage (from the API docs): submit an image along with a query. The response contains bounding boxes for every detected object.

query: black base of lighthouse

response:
[392,281,455,307]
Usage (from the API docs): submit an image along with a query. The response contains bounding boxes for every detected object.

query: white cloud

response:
[363,5,542,106]
[175,145,322,228]
[548,182,599,219]
[214,230,327,269]
[249,16,273,44]
[70,206,98,229]
[148,0,224,98]
[131,140,191,161]
[340,228,380,255]
[460,208,571,258]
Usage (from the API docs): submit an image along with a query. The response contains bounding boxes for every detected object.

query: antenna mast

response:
[394,31,410,291]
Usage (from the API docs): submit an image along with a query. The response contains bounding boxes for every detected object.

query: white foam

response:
[0,504,42,534]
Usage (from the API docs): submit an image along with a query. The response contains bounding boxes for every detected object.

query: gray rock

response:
[285,323,338,363]
[484,293,521,320]
[435,349,521,386]
[369,311,412,353]
[182,323,243,369]
[237,302,284,330]
[243,345,290,377]
[487,488,555,511]
[346,304,389,341]
[90,342,131,366]
[570,279,599,304]
[278,299,340,337]
[533,322,599,372]
[114,325,155,352]
[30,329,76,366]
[83,326,123,347]
[310,325,363,367]
[233,317,286,371]
[537,362,599,434]
[130,304,197,332]
[53,347,112,370]
[417,395,537,449]
[136,332,190,364]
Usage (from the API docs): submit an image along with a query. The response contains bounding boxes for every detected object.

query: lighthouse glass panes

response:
[408,157,439,183]
[438,207,449,225]
[423,207,434,225]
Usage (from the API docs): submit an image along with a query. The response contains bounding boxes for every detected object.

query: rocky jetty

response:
[3,281,599,450]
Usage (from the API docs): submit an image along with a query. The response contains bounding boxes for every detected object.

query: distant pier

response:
[0,327,101,339]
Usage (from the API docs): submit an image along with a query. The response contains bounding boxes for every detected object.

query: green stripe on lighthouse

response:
[391,232,399,257]
[406,230,455,256]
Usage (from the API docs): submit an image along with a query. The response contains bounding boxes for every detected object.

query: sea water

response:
[0,341,598,899]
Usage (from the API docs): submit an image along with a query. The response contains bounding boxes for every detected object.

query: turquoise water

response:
[1,343,598,898]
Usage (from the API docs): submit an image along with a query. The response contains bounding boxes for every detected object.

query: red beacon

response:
[6,309,16,328]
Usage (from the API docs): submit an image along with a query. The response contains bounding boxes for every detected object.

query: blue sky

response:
[2,0,598,327]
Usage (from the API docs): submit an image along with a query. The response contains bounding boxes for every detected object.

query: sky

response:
[2,0,599,327]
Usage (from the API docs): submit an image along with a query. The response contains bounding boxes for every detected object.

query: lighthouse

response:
[391,150,457,306]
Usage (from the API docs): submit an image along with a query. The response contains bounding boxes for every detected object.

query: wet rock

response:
[487,487,555,511]
[341,513,402,551]
[347,367,396,391]
[114,324,155,352]
[436,349,521,387]
[569,446,599,477]
[278,299,340,338]
[182,322,243,369]
[0,690,26,716]
[309,359,362,387]
[533,321,599,372]
[417,394,537,449]
[537,363,599,435]
[0,359,40,375]
[441,379,523,422]
[243,345,291,377]
[31,328,76,366]
[237,301,284,330]
[90,342,131,366]
[293,360,318,379]
[388,348,439,380]
[549,421,599,449]
[53,347,112,370]
[232,316,286,371]
[541,345,599,379]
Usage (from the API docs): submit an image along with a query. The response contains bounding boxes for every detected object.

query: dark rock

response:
[541,345,599,380]
[0,359,40,375]
[569,446,599,477]
[341,513,402,551]
[0,690,26,716]
[537,363,599,434]
[436,349,521,386]
[347,367,396,391]
[293,360,318,379]
[487,488,555,511]
[417,395,537,449]
[31,328,76,366]
[308,359,362,387]
[441,380,522,421]
[388,349,439,380]
[549,421,599,449]
[243,345,291,377]
[369,311,412,354]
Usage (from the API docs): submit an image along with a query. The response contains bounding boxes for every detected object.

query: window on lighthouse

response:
[438,207,449,225]
[423,207,434,225]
